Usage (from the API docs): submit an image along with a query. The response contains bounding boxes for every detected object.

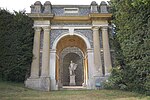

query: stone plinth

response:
[25,78,41,90]
[69,75,76,86]
[25,77,51,91]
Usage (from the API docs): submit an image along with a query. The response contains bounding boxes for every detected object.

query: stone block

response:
[50,79,57,90]
[40,77,51,91]
[25,77,51,91]
[25,78,41,90]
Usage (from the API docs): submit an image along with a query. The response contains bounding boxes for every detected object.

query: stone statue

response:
[69,61,77,76]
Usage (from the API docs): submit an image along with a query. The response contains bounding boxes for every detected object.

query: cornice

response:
[27,13,112,21]
[27,13,54,20]
[53,16,90,21]
[89,13,112,20]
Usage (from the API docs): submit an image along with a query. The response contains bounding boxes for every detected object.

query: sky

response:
[0,0,109,13]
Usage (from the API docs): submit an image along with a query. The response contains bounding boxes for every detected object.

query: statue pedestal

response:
[69,75,76,86]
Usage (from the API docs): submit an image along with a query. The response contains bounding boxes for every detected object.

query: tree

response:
[105,0,150,94]
[0,9,34,82]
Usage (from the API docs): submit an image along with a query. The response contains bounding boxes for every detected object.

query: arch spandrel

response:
[52,33,91,53]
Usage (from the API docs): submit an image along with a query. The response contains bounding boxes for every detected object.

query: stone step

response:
[60,86,86,90]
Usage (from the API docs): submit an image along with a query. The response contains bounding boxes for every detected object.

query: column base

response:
[82,82,87,87]
[105,73,111,77]
[87,75,109,89]
[25,77,51,91]
[51,79,58,90]
[87,78,95,89]
[57,80,63,88]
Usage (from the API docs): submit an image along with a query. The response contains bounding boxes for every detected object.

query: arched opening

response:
[62,52,83,86]
[55,35,88,87]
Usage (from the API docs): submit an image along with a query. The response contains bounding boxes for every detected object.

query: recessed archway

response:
[62,52,83,86]
[55,34,88,88]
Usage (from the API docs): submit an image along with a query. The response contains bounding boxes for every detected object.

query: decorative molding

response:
[101,26,108,31]
[43,26,51,31]
[51,26,91,29]
[92,26,99,31]
[27,13,54,19]
[51,22,91,27]
[52,32,91,49]
[69,28,74,35]
[52,16,90,21]
[64,8,79,14]
[34,27,42,32]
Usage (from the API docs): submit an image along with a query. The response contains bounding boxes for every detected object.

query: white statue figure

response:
[69,61,77,76]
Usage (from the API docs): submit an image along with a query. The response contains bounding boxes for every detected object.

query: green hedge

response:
[0,9,34,82]
[105,0,150,95]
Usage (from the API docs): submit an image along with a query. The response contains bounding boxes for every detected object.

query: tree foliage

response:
[105,0,150,94]
[0,9,34,82]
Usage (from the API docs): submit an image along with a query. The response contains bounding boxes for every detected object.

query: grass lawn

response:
[0,81,149,100]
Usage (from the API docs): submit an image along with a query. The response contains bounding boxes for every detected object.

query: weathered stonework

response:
[25,1,112,91]
[74,29,93,47]
[52,6,90,16]
[50,29,68,49]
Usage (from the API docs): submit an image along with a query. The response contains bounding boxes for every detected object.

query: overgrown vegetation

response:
[0,9,34,82]
[104,0,150,95]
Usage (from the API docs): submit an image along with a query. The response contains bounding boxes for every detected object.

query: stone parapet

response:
[30,1,110,16]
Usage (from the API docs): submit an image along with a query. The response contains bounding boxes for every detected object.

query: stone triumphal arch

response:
[25,1,112,91]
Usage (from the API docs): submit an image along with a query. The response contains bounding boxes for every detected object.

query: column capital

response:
[50,49,56,53]
[34,27,42,32]
[87,48,93,53]
[42,26,51,31]
[92,26,100,31]
[101,26,108,31]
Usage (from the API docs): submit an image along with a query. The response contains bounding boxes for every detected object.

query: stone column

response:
[92,26,103,76]
[50,49,57,90]
[30,27,41,78]
[41,27,50,77]
[102,27,112,76]
[87,49,95,89]
[85,57,88,86]
[83,58,86,86]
